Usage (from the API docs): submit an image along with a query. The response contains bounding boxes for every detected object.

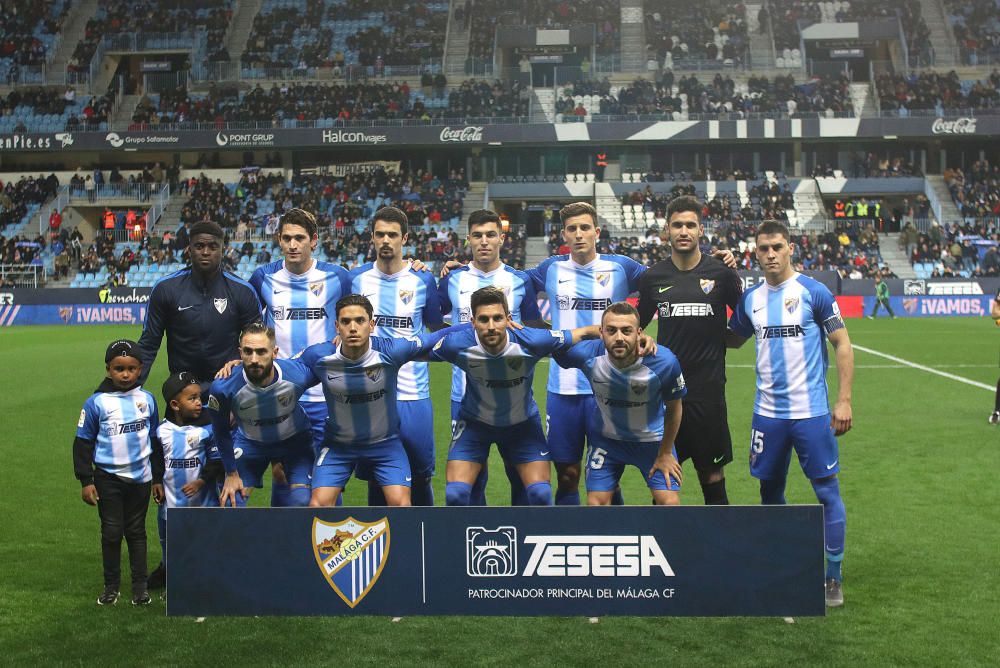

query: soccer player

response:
[73,339,164,606]
[211,323,317,508]
[438,209,543,505]
[250,208,352,505]
[555,302,687,505]
[431,286,599,506]
[527,202,646,506]
[299,294,457,507]
[991,289,1000,425]
[351,206,445,506]
[637,195,743,506]
[727,220,855,608]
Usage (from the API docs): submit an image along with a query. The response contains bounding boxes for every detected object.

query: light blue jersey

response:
[437,263,541,402]
[350,262,443,400]
[728,273,843,419]
[431,326,574,427]
[298,333,447,446]
[528,254,645,395]
[77,386,160,483]
[155,421,218,508]
[555,340,687,442]
[208,358,317,471]
[250,259,352,402]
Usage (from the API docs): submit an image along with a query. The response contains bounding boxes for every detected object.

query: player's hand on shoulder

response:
[637,332,657,356]
[216,359,241,379]
[440,260,466,278]
[712,248,738,269]
[831,399,852,436]
[152,483,165,505]
[507,320,525,330]
[81,484,99,506]
[410,258,431,273]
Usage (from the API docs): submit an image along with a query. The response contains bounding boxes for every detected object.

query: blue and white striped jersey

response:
[156,421,219,508]
[298,334,443,446]
[555,340,687,442]
[528,254,645,395]
[437,263,541,402]
[728,273,842,419]
[76,386,159,483]
[250,259,352,403]
[430,326,574,427]
[208,358,316,471]
[351,262,443,400]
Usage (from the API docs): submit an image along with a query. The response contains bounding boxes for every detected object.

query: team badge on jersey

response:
[214,298,228,314]
[312,517,390,608]
[365,366,382,383]
[186,432,199,447]
[700,279,715,294]
[278,393,293,408]
[596,272,610,287]
[784,297,800,313]
[398,289,414,305]
[631,382,647,395]
[309,282,324,297]
[135,401,148,415]
[507,357,523,371]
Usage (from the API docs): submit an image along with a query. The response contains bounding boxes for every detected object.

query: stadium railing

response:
[0,264,44,288]
[192,61,442,84]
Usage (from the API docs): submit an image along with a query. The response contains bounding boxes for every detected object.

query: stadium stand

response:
[946,0,1000,65]
[643,1,749,68]
[874,69,1000,114]
[0,0,69,83]
[0,86,112,132]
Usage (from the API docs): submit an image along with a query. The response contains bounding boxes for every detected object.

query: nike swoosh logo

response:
[826,545,838,552]
[658,286,674,293]
[460,289,474,294]
[239,402,254,410]
[558,279,572,284]
[272,290,284,294]
[405,476,412,482]
[540,451,550,456]
[826,461,838,470]
[177,305,195,311]
[753,306,766,313]
[713,455,725,464]
[326,375,343,381]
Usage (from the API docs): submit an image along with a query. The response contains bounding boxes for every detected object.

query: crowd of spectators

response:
[623,180,794,227]
[946,0,1000,65]
[945,160,1000,219]
[0,0,68,69]
[462,0,619,62]
[561,73,854,119]
[0,86,114,132]
[875,70,1000,114]
[644,2,748,67]
[902,218,1000,276]
[0,173,60,234]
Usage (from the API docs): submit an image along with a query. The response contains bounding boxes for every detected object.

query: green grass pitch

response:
[1,318,997,665]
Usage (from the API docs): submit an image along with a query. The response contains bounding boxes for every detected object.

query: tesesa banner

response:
[167,506,824,617]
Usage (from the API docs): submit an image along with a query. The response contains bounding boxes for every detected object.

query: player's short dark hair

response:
[278,208,317,237]
[336,293,374,319]
[467,209,503,233]
[239,321,275,344]
[757,219,791,242]
[470,286,510,317]
[372,206,409,236]
[666,195,702,222]
[189,221,224,239]
[602,301,640,326]
[559,202,598,227]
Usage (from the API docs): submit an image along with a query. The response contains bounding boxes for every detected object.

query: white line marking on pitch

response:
[726,363,995,369]
[852,345,994,391]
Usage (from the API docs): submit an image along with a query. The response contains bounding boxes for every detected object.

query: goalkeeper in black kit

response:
[637,196,743,504]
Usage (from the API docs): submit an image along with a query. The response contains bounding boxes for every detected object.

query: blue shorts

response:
[232,429,314,488]
[449,415,549,466]
[585,433,680,492]
[312,436,412,490]
[399,398,435,478]
[299,399,328,455]
[749,414,840,481]
[545,392,598,465]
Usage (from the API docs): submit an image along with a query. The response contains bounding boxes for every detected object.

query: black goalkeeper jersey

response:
[637,254,743,401]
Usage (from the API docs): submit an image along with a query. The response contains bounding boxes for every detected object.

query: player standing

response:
[527,202,646,506]
[637,195,743,505]
[250,208,352,504]
[555,302,687,505]
[351,207,445,506]
[991,289,1000,425]
[438,209,543,505]
[727,220,855,607]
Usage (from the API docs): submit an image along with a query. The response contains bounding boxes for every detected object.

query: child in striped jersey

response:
[154,372,222,579]
[73,340,164,606]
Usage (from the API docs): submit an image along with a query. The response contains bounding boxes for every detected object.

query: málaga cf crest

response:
[312,517,390,608]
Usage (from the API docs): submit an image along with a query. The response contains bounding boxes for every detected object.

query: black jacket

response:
[137,268,262,382]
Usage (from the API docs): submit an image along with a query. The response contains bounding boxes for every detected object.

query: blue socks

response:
[554,489,580,506]
[286,485,311,507]
[526,481,553,506]
[812,477,846,581]
[611,486,625,506]
[506,464,528,505]
[759,477,788,505]
[270,479,292,507]
[445,481,473,506]
[410,477,435,507]
[470,467,489,506]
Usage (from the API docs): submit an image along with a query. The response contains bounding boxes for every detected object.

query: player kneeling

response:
[554,302,686,505]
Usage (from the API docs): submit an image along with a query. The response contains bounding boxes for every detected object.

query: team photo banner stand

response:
[167,506,824,617]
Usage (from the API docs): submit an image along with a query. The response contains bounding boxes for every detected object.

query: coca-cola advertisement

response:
[439,126,485,142]
[931,117,977,134]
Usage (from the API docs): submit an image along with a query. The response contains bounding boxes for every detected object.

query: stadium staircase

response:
[444,3,471,77]
[530,88,556,123]
[45,0,100,85]
[789,179,826,229]
[225,0,266,62]
[619,0,646,72]
[595,182,624,232]
[149,190,190,238]
[525,237,549,267]
[925,174,963,222]
[110,94,142,129]
[745,3,775,69]
[879,233,916,278]
[849,82,875,117]
[920,0,959,67]
[463,181,489,214]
